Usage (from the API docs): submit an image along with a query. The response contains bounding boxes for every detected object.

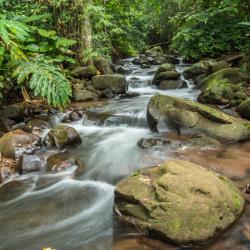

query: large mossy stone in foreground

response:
[92,74,127,94]
[114,160,245,244]
[147,95,250,143]
[44,125,82,149]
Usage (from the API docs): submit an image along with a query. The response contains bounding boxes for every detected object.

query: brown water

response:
[0,59,249,250]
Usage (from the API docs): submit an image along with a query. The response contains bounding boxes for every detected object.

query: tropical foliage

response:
[0,0,249,107]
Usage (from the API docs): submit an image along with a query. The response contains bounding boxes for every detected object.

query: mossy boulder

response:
[44,125,82,149]
[145,46,163,57]
[92,74,127,94]
[0,130,41,159]
[147,95,250,143]
[114,160,244,244]
[152,63,184,90]
[238,98,250,120]
[183,59,215,80]
[198,68,250,105]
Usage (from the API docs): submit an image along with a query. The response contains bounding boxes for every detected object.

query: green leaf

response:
[24,44,40,52]
[55,37,77,49]
[37,29,57,39]
[20,14,51,23]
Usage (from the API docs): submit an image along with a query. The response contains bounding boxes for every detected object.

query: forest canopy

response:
[0,0,249,107]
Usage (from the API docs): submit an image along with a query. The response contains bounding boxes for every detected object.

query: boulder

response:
[0,130,41,159]
[114,160,244,244]
[147,95,250,143]
[44,125,82,149]
[71,66,97,79]
[209,61,229,73]
[183,59,215,80]
[0,103,27,122]
[145,46,163,57]
[92,75,127,94]
[238,98,250,120]
[94,57,113,74]
[152,63,183,90]
[198,68,250,105]
[73,89,98,102]
[24,119,51,134]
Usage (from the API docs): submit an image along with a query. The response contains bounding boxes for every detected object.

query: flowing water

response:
[0,60,249,250]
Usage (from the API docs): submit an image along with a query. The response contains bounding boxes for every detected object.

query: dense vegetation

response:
[0,0,249,107]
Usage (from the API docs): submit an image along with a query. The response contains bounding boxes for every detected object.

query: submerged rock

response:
[0,130,41,159]
[92,74,127,94]
[44,125,82,149]
[137,138,171,149]
[147,95,250,143]
[114,160,245,244]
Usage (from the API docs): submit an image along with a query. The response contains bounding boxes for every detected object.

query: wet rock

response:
[198,68,250,105]
[141,64,151,69]
[71,66,97,79]
[0,157,16,183]
[20,155,44,173]
[238,98,250,120]
[116,66,133,75]
[0,130,41,159]
[132,58,141,65]
[159,80,185,90]
[46,152,85,175]
[137,138,171,149]
[92,75,127,94]
[24,119,51,134]
[44,125,82,149]
[0,118,14,133]
[73,89,99,102]
[69,111,82,121]
[120,92,140,99]
[182,134,221,149]
[183,59,215,80]
[114,160,244,244]
[94,57,113,74]
[0,102,27,122]
[147,95,250,143]
[209,60,229,73]
[102,88,115,99]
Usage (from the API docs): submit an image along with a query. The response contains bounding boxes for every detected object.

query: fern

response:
[13,56,72,108]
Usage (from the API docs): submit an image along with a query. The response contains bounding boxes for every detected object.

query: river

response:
[0,59,249,250]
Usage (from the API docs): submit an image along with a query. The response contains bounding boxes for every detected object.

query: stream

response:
[0,59,249,250]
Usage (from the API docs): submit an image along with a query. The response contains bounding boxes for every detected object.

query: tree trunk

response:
[78,0,93,66]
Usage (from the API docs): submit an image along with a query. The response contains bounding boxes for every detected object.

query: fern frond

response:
[14,56,72,108]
